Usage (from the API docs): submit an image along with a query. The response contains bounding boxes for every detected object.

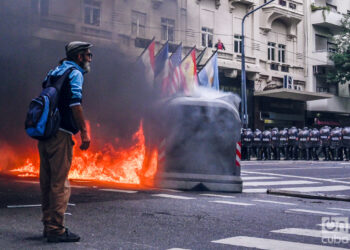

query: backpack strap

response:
[43,67,77,92]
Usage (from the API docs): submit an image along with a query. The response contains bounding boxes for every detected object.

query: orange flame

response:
[6,122,158,187]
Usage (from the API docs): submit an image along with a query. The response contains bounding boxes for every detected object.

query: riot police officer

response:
[279,128,289,160]
[330,127,342,161]
[288,126,298,160]
[298,127,310,160]
[309,128,320,160]
[261,129,272,160]
[320,126,331,161]
[242,128,254,160]
[271,128,280,160]
[342,127,350,161]
[253,129,263,160]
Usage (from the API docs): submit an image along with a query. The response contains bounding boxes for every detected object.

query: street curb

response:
[267,189,350,202]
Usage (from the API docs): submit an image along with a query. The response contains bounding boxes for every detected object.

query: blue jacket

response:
[44,61,86,134]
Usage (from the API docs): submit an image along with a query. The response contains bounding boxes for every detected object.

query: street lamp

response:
[241,0,275,128]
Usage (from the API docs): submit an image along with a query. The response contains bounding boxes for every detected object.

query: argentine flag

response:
[198,52,219,90]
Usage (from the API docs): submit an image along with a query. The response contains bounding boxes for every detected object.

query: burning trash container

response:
[154,89,242,192]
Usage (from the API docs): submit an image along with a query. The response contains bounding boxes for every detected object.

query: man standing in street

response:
[38,41,92,243]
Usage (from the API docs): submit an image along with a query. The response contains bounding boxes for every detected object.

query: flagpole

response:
[138,36,155,59]
[181,45,196,63]
[196,47,207,63]
[155,40,169,58]
[170,42,182,59]
[197,49,218,74]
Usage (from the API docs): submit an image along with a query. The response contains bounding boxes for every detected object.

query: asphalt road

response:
[1,161,350,249]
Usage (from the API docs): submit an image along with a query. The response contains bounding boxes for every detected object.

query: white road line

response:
[244,180,319,187]
[272,228,350,239]
[253,199,296,206]
[242,176,280,181]
[208,201,254,206]
[244,166,347,171]
[242,170,350,185]
[286,209,341,216]
[160,189,183,193]
[152,194,195,200]
[200,194,235,198]
[280,185,350,192]
[211,236,347,250]
[328,207,350,212]
[100,189,138,194]
[7,203,75,208]
[243,188,267,193]
[64,212,72,216]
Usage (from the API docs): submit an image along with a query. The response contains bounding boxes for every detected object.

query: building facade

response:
[1,0,349,129]
[305,0,350,127]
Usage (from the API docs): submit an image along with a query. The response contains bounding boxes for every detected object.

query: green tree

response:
[328,15,350,85]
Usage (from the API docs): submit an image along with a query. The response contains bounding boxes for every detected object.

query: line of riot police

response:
[241,126,350,161]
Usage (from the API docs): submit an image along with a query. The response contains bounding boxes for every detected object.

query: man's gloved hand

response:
[80,130,90,150]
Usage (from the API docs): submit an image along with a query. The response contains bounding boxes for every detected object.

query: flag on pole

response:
[161,43,184,97]
[154,42,169,78]
[198,51,219,90]
[137,38,155,85]
[180,47,198,95]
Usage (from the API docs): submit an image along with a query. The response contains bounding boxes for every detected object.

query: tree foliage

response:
[328,15,350,85]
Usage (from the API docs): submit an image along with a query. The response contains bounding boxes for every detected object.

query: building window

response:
[315,35,328,51]
[289,3,296,10]
[278,44,286,63]
[131,11,146,37]
[270,63,279,71]
[279,0,287,7]
[234,34,242,53]
[328,42,337,53]
[268,42,276,61]
[201,27,213,48]
[281,65,289,72]
[161,18,175,42]
[84,0,100,26]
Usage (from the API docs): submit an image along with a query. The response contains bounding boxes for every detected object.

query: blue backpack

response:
[25,67,75,140]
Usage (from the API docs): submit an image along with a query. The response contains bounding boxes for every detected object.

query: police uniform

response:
[309,128,320,160]
[330,127,342,161]
[253,129,262,160]
[279,128,289,160]
[342,127,350,161]
[288,127,298,160]
[261,130,272,160]
[271,128,280,160]
[298,127,310,160]
[320,126,331,161]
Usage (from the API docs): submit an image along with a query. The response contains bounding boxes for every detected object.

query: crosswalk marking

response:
[242,170,350,185]
[253,199,296,206]
[200,194,235,198]
[241,176,280,181]
[271,228,350,239]
[243,188,267,193]
[208,200,254,206]
[152,194,195,200]
[100,189,138,194]
[279,185,350,192]
[243,180,319,187]
[328,207,350,212]
[211,236,347,249]
[286,209,341,216]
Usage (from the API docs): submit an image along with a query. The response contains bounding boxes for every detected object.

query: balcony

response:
[307,96,350,114]
[311,10,343,31]
[260,0,303,37]
[229,0,255,5]
[312,50,334,66]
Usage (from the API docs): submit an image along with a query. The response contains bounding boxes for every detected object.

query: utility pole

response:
[241,0,275,128]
